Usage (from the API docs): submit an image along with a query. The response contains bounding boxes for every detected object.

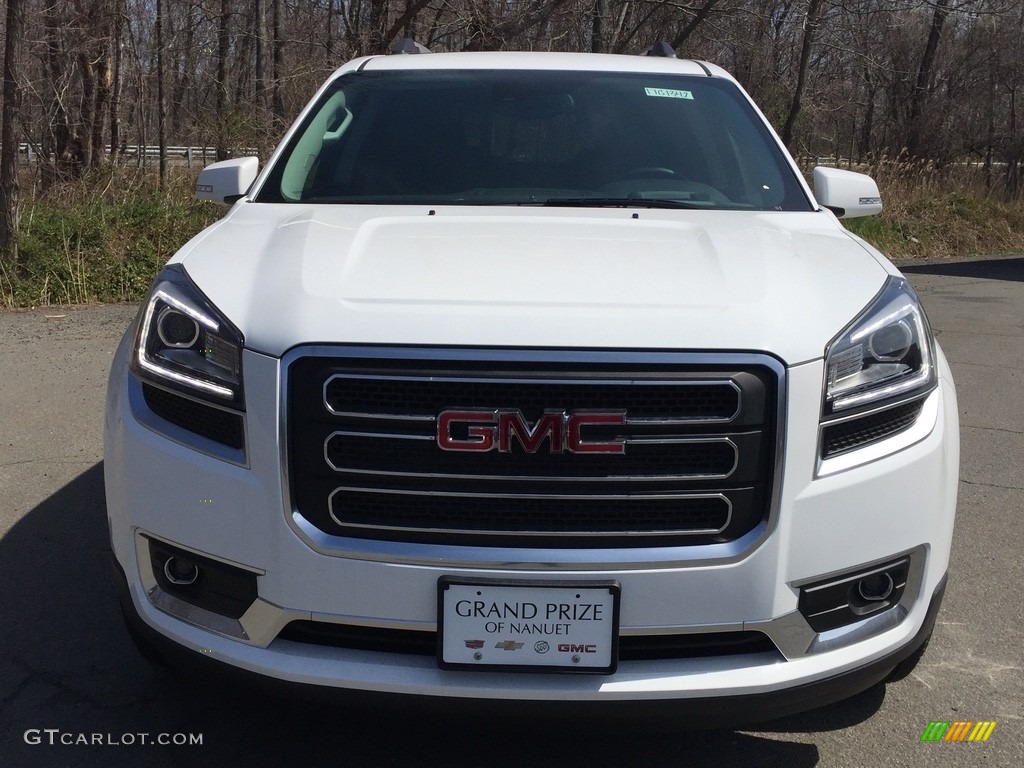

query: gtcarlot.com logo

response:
[24,729,203,746]
[920,720,997,743]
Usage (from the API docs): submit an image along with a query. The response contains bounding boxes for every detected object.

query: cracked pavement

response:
[0,256,1021,767]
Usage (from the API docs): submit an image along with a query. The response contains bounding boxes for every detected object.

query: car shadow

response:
[0,464,888,767]
[901,255,1024,283]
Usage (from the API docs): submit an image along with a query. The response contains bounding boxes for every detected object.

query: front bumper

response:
[104,333,958,713]
[112,553,944,725]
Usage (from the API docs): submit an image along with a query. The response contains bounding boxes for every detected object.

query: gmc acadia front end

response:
[105,50,958,722]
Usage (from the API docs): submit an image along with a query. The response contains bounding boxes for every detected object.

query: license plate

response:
[437,578,620,674]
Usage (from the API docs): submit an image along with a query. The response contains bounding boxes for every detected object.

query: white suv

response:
[105,49,958,722]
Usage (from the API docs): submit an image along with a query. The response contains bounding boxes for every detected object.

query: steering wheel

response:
[623,167,677,179]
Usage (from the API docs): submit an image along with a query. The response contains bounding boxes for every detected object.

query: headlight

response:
[823,277,936,417]
[131,265,244,409]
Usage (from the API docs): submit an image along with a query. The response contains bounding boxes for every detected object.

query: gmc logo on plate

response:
[558,644,598,653]
[436,410,626,454]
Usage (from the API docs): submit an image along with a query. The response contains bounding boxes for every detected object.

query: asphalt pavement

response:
[0,256,1021,767]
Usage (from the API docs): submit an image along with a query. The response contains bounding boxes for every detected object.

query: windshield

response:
[255,69,812,211]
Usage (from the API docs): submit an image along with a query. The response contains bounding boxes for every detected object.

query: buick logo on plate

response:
[534,641,550,654]
[436,409,626,454]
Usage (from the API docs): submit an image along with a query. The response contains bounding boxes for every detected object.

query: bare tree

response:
[110,0,125,158]
[0,0,1021,204]
[273,0,285,124]
[781,0,825,149]
[906,0,951,156]
[672,0,722,50]
[591,0,610,53]
[156,0,167,184]
[217,0,232,161]
[255,0,269,114]
[0,0,26,257]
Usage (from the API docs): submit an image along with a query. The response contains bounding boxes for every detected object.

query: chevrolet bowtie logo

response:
[494,640,524,651]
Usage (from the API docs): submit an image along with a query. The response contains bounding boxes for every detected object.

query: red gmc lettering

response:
[437,410,496,451]
[437,410,626,454]
[566,413,626,454]
[498,412,563,452]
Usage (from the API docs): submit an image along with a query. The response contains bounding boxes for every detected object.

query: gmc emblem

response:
[437,410,626,454]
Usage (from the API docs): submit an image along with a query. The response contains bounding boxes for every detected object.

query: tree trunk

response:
[79,52,97,169]
[217,0,231,161]
[781,0,824,150]
[156,0,167,185]
[1007,85,1021,198]
[42,4,69,185]
[591,0,609,53]
[125,8,146,170]
[255,0,268,116]
[91,56,112,166]
[234,3,253,105]
[173,6,197,137]
[368,0,389,54]
[857,67,876,160]
[671,0,720,50]
[0,0,26,257]
[906,0,950,157]
[110,2,124,159]
[326,0,333,58]
[273,0,285,124]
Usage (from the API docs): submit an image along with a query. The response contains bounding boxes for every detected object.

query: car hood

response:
[177,204,891,365]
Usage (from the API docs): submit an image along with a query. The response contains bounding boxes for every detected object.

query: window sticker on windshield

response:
[644,87,694,100]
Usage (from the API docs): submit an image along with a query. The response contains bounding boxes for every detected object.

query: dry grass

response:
[0,167,220,308]
[811,155,1024,262]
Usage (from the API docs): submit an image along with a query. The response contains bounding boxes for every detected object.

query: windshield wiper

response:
[542,197,702,210]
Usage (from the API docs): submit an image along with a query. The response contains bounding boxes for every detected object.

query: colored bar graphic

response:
[968,722,997,742]
[944,721,973,741]
[920,720,996,743]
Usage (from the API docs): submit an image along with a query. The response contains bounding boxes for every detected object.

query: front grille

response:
[276,620,781,661]
[287,349,779,548]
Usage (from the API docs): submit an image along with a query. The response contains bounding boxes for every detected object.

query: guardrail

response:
[15,143,258,168]
[799,155,1008,170]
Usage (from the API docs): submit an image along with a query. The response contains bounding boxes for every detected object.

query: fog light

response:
[798,555,910,632]
[148,537,258,619]
[164,556,200,586]
[857,572,894,602]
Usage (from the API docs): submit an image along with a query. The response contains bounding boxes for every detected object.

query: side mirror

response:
[195,157,260,204]
[812,167,882,219]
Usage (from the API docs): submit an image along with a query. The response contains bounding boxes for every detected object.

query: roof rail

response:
[640,42,677,58]
[389,38,431,55]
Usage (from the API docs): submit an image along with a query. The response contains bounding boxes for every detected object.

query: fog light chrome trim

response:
[751,545,927,659]
[134,531,293,647]
[163,556,200,586]
[857,572,894,602]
